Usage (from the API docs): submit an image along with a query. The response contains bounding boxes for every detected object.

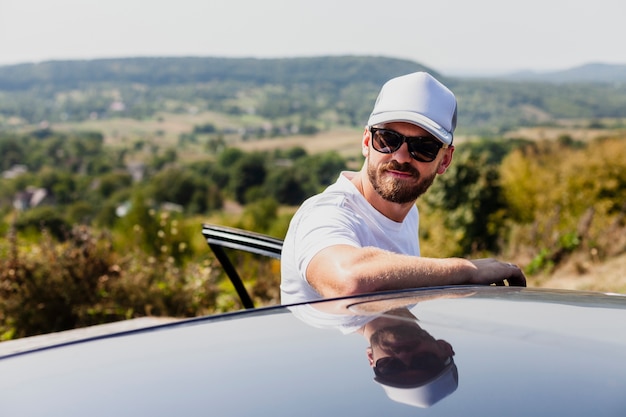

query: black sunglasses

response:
[374,354,449,377]
[369,127,447,163]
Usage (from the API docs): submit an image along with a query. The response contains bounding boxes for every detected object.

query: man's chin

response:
[380,184,424,204]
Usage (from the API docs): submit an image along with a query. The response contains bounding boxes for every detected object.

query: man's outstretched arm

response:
[306,244,526,298]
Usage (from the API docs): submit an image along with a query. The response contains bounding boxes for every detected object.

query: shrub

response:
[0,225,221,340]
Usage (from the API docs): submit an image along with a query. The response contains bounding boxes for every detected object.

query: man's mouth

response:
[387,169,414,179]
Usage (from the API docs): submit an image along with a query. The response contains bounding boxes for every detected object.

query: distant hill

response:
[0,56,443,131]
[0,56,438,91]
[500,63,626,83]
[1,56,626,136]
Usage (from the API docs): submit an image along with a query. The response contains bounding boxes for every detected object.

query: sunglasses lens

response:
[375,354,447,376]
[375,357,403,376]
[408,140,441,162]
[372,129,403,154]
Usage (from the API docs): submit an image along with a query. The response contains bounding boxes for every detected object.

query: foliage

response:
[451,79,626,135]
[499,136,626,272]
[0,127,352,339]
[0,223,223,340]
[146,165,221,214]
[230,152,267,204]
[0,130,347,229]
[418,134,626,271]
[421,148,508,255]
[13,206,71,241]
[500,137,626,231]
[263,150,346,206]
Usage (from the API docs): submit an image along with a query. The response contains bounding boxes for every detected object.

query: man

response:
[288,291,470,408]
[281,71,525,304]
[364,308,458,408]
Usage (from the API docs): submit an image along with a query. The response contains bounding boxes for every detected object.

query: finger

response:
[507,276,527,287]
[506,271,527,287]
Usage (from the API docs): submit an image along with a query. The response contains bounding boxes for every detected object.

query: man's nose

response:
[392,143,413,164]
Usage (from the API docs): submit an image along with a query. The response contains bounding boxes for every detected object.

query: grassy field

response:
[50,111,365,164]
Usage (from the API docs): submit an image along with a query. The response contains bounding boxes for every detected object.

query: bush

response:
[14,206,71,241]
[0,225,222,340]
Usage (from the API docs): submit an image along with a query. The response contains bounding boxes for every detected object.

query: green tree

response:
[14,206,71,241]
[235,197,279,234]
[302,151,346,188]
[217,147,245,168]
[147,166,221,214]
[96,171,133,199]
[0,135,25,171]
[230,152,267,204]
[264,166,309,205]
[424,150,506,254]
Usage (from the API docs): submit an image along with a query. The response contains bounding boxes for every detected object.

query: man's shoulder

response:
[301,174,357,209]
[309,190,350,207]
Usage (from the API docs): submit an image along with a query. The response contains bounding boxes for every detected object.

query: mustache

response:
[382,160,420,177]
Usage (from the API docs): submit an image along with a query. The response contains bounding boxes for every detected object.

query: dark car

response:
[1,224,625,416]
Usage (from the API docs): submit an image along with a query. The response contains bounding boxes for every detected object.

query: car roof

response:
[2,285,626,416]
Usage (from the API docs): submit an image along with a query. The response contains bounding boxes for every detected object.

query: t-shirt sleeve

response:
[292,199,363,282]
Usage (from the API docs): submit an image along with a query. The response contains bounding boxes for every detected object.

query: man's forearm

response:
[306,245,525,298]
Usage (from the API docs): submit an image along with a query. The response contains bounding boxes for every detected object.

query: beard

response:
[367,159,437,204]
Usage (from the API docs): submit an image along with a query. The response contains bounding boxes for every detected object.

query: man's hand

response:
[469,258,527,287]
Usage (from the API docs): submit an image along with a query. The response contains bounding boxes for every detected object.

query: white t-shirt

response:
[280,171,420,304]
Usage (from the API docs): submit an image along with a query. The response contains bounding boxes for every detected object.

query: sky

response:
[1,0,625,75]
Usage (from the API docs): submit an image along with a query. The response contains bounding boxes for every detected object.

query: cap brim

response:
[375,361,458,408]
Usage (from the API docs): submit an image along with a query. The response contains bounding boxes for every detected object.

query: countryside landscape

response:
[1,56,625,340]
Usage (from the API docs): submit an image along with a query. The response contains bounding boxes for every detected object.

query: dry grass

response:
[49,113,365,164]
[233,127,363,159]
[504,123,626,142]
[529,252,626,294]
[51,111,235,147]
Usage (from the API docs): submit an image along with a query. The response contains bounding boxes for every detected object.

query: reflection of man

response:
[281,71,525,305]
[363,308,457,408]
[288,293,463,408]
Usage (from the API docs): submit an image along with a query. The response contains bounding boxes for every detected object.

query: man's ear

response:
[366,347,375,367]
[362,127,370,158]
[437,146,455,174]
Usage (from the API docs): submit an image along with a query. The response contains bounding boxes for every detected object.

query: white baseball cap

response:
[367,72,457,145]
[375,358,458,408]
